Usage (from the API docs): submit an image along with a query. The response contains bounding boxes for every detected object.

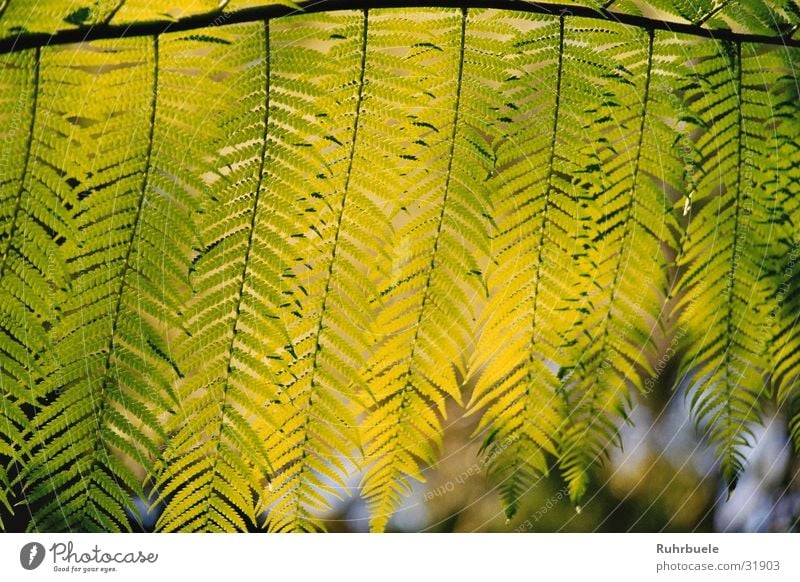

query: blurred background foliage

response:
[4,353,797,531]
[322,370,800,532]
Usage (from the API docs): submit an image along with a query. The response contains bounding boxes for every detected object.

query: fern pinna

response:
[0,0,798,531]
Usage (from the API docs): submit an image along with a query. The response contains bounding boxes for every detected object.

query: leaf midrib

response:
[0,47,39,280]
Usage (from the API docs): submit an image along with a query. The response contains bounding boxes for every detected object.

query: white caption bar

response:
[1,533,797,581]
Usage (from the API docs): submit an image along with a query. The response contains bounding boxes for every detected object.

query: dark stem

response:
[0,0,797,53]
[696,1,731,27]
[102,0,127,25]
[722,39,745,496]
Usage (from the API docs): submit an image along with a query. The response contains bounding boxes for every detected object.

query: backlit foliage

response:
[0,0,798,531]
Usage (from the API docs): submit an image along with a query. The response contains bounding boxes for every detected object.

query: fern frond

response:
[153,23,277,533]
[0,0,300,39]
[553,23,684,505]
[646,0,797,33]
[0,1,798,532]
[0,0,121,33]
[645,0,718,24]
[361,7,506,531]
[110,0,221,23]
[709,0,799,34]
[466,12,568,519]
[0,46,73,527]
[761,45,800,447]
[470,19,687,514]
[674,38,779,491]
[259,10,381,532]
[25,34,197,531]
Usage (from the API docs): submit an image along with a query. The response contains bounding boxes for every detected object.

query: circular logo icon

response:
[20,542,46,570]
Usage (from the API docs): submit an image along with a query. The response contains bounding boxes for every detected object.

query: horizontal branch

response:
[0,0,798,53]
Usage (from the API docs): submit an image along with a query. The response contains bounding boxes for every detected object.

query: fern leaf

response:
[760,45,800,447]
[361,7,506,531]
[25,35,196,531]
[646,0,716,24]
[110,0,221,23]
[553,23,673,505]
[153,23,278,532]
[470,18,687,514]
[554,24,694,505]
[258,10,382,532]
[0,46,73,528]
[645,0,798,33]
[0,0,121,33]
[466,12,573,519]
[712,0,799,34]
[673,39,779,491]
